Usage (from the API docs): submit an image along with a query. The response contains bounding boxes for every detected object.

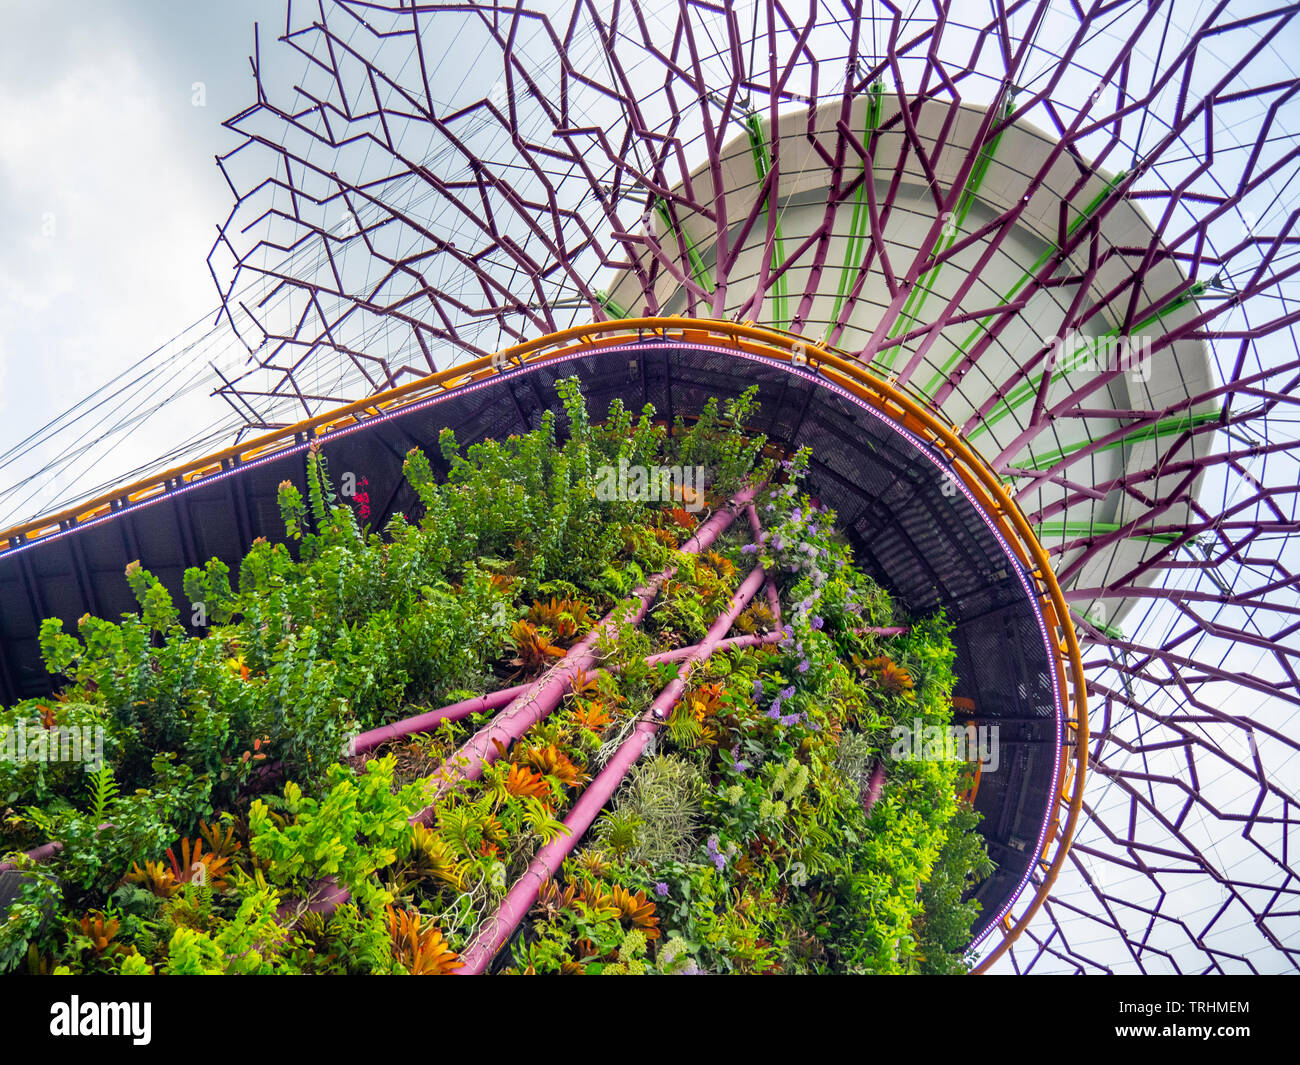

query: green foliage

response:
[2,374,991,977]
[916,806,995,973]
[593,755,705,863]
[86,763,118,824]
[183,558,236,625]
[248,758,429,912]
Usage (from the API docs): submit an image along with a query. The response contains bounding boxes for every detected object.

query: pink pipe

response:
[275,876,350,924]
[0,839,63,873]
[856,625,910,636]
[456,563,770,974]
[862,759,887,814]
[349,684,526,757]
[456,710,660,973]
[0,820,113,874]
[351,632,783,759]
[409,486,756,822]
[744,503,783,624]
[648,630,780,663]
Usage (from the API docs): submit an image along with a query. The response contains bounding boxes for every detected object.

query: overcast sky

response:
[0,0,281,451]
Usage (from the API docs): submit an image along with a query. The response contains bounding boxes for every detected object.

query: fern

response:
[522,797,570,846]
[87,763,119,823]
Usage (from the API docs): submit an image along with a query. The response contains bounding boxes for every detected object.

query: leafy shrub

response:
[2,375,991,976]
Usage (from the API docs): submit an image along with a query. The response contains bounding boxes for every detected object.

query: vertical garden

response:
[0,379,991,974]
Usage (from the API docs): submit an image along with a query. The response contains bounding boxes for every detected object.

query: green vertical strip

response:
[745,113,789,328]
[919,170,1128,399]
[654,198,715,294]
[968,280,1211,445]
[595,290,630,319]
[827,80,884,337]
[876,95,1014,373]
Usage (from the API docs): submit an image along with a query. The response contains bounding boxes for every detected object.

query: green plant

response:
[1,374,992,976]
[248,758,430,912]
[86,763,118,824]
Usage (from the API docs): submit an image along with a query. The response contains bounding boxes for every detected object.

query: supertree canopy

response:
[1,0,1298,975]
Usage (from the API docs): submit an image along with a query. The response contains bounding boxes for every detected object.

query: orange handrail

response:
[0,317,1087,973]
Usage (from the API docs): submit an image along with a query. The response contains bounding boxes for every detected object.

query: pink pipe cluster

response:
[348,631,781,758]
[262,487,768,922]
[455,558,772,974]
[409,486,756,823]
[1,480,910,971]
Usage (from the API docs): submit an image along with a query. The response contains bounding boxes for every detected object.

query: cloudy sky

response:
[0,0,280,465]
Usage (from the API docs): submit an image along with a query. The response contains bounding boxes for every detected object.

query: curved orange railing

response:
[0,317,1087,971]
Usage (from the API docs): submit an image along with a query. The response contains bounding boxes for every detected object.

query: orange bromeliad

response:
[610,884,661,939]
[504,762,553,801]
[521,743,588,788]
[385,907,464,975]
[509,619,566,669]
[165,837,234,891]
[854,654,915,695]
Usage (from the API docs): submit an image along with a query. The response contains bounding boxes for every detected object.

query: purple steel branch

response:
[206,0,1300,973]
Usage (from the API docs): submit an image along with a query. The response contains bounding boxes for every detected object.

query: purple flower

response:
[741,542,757,554]
[753,678,764,699]
[797,659,810,673]
[767,704,782,719]
[808,524,818,535]
[812,616,824,630]
[791,509,803,523]
[781,685,796,700]
[655,882,670,897]
[780,713,801,726]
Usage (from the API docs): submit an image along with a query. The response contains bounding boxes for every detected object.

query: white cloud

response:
[0,29,240,483]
